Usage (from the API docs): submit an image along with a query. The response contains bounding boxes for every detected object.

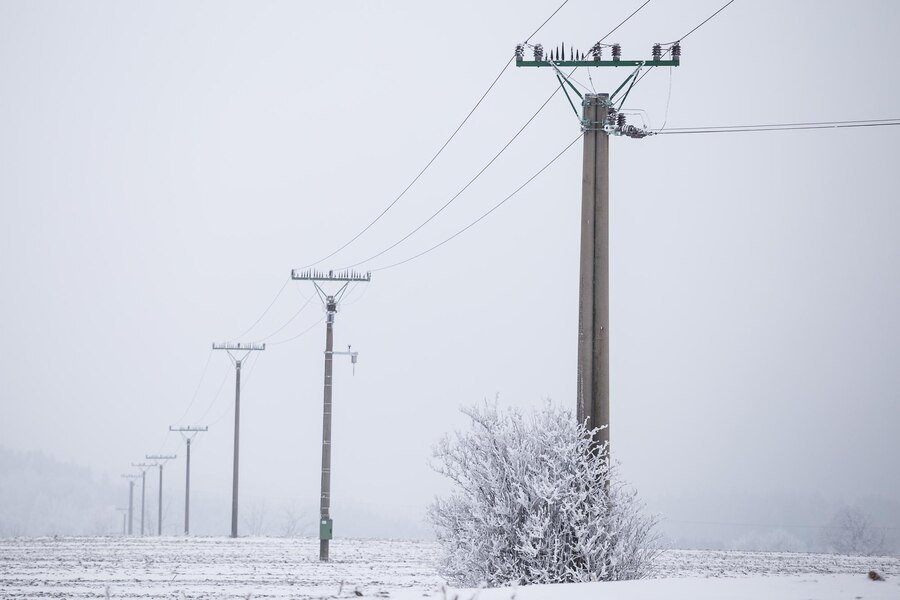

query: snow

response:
[0,536,897,599]
[393,575,900,600]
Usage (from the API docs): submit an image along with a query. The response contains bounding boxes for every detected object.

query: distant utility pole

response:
[291,268,369,562]
[131,462,157,535]
[146,454,177,536]
[120,474,140,535]
[169,426,208,535]
[515,40,680,449]
[116,508,129,535]
[212,341,266,538]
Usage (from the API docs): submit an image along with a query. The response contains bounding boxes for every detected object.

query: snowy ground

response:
[0,536,897,599]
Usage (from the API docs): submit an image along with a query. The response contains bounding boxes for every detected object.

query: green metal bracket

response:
[516,59,679,68]
[556,73,581,119]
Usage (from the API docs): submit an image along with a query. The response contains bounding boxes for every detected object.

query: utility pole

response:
[120,474,140,535]
[212,341,265,538]
[169,426,208,535]
[515,40,680,449]
[291,268,369,561]
[116,508,129,535]
[146,454,177,536]
[131,462,157,536]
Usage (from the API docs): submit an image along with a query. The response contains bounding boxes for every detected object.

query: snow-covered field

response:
[0,537,897,599]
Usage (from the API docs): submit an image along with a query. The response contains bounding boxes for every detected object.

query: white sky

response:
[1,0,898,537]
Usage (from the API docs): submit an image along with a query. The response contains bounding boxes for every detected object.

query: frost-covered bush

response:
[428,402,658,586]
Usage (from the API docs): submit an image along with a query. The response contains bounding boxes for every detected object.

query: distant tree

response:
[823,506,886,556]
[280,503,309,538]
[241,499,268,536]
[428,402,658,587]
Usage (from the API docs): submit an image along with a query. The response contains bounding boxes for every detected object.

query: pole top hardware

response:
[212,342,266,351]
[291,268,371,282]
[515,41,681,68]
[146,454,177,461]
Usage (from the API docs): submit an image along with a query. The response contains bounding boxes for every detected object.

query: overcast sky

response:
[1,0,898,539]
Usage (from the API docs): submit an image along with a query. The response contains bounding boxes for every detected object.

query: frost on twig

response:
[428,402,658,586]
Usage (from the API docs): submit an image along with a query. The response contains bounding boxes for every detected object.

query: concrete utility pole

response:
[120,474,140,535]
[514,40,680,449]
[146,454,176,536]
[291,268,369,562]
[212,342,265,538]
[170,426,208,535]
[131,463,157,535]
[578,93,611,449]
[116,508,129,535]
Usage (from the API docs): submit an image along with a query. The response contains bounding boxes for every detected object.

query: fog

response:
[1,0,898,549]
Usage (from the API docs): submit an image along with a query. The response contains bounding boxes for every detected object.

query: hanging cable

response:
[652,119,900,135]
[338,81,564,271]
[252,289,315,342]
[228,277,290,342]
[296,0,574,270]
[267,315,327,346]
[632,0,738,91]
[372,132,583,273]
[172,348,214,425]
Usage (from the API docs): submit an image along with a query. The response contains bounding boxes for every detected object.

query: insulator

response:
[515,44,524,61]
[652,43,662,61]
[570,46,574,61]
[590,43,602,61]
[606,107,618,127]
[561,41,565,60]
[671,41,681,60]
[612,43,621,61]
[617,113,626,128]
[534,44,543,61]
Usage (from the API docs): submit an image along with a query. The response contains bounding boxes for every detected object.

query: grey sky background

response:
[1,0,898,539]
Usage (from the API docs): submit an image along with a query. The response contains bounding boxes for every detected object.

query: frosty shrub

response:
[428,402,658,586]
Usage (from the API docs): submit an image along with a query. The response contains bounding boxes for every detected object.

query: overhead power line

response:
[228,277,290,342]
[372,132,584,273]
[340,82,564,271]
[296,0,574,271]
[631,0,738,90]
[653,119,900,135]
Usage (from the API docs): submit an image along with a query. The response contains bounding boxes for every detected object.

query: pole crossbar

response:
[516,59,678,68]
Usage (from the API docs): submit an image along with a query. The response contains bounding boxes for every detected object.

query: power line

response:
[653,120,900,135]
[228,277,290,341]
[340,83,563,271]
[253,289,315,342]
[372,132,584,273]
[679,0,737,42]
[660,118,900,131]
[296,0,574,271]
[524,0,572,43]
[195,365,232,424]
[173,348,214,425]
[267,315,326,346]
[598,0,652,44]
[632,0,739,90]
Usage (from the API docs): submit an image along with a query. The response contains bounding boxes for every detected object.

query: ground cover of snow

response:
[0,536,897,599]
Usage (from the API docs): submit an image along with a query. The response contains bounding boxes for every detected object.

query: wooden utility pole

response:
[577,93,610,448]
[291,268,369,562]
[212,342,265,538]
